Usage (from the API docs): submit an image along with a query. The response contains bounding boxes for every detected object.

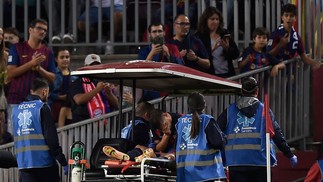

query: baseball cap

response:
[84,54,101,66]
[241,77,258,93]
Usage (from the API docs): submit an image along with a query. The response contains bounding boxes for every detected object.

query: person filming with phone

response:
[195,7,240,78]
[138,22,184,65]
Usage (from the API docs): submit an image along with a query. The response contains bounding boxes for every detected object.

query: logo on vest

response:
[181,124,198,149]
[236,111,256,133]
[17,110,34,135]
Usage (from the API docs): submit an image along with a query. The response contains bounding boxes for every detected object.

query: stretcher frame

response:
[93,157,175,181]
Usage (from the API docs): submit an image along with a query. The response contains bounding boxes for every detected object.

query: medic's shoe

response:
[102,146,130,161]
[135,148,156,163]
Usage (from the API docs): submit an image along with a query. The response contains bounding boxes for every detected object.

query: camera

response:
[152,36,164,45]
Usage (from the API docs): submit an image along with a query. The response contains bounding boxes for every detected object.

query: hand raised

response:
[179,49,187,57]
[32,52,46,65]
[96,81,105,90]
[151,44,163,55]
[186,50,197,62]
[279,32,289,47]
[221,37,230,50]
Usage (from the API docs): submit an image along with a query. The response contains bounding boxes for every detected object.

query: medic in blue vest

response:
[176,92,226,182]
[12,78,68,182]
[217,77,298,182]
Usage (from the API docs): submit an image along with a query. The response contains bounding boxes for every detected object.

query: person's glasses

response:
[151,30,163,33]
[33,26,47,33]
[175,22,191,27]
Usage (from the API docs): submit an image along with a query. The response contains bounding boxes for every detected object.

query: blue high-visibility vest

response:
[176,114,226,182]
[225,103,277,167]
[13,100,56,169]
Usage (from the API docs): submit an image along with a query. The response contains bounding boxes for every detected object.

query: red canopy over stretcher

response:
[71,60,241,94]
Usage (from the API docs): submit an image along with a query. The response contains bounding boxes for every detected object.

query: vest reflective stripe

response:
[225,144,261,150]
[227,132,260,139]
[177,149,219,156]
[225,103,277,166]
[177,156,223,168]
[16,145,50,154]
[14,134,45,141]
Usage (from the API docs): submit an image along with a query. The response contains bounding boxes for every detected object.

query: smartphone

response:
[222,34,231,40]
[152,36,164,45]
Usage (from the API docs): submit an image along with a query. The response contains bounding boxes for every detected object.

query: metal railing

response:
[1,0,320,56]
[0,0,309,53]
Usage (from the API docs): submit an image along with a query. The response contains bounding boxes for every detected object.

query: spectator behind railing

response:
[138,22,184,65]
[77,0,123,42]
[195,6,240,78]
[238,27,285,77]
[6,18,56,135]
[3,27,20,101]
[3,27,20,53]
[169,14,210,73]
[49,47,76,126]
[0,27,8,109]
[0,27,12,146]
[0,27,8,84]
[267,3,322,70]
[69,54,119,123]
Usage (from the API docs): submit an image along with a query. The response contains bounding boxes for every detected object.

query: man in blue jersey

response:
[138,22,184,65]
[12,78,67,182]
[217,77,298,182]
[169,14,210,73]
[6,18,56,134]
